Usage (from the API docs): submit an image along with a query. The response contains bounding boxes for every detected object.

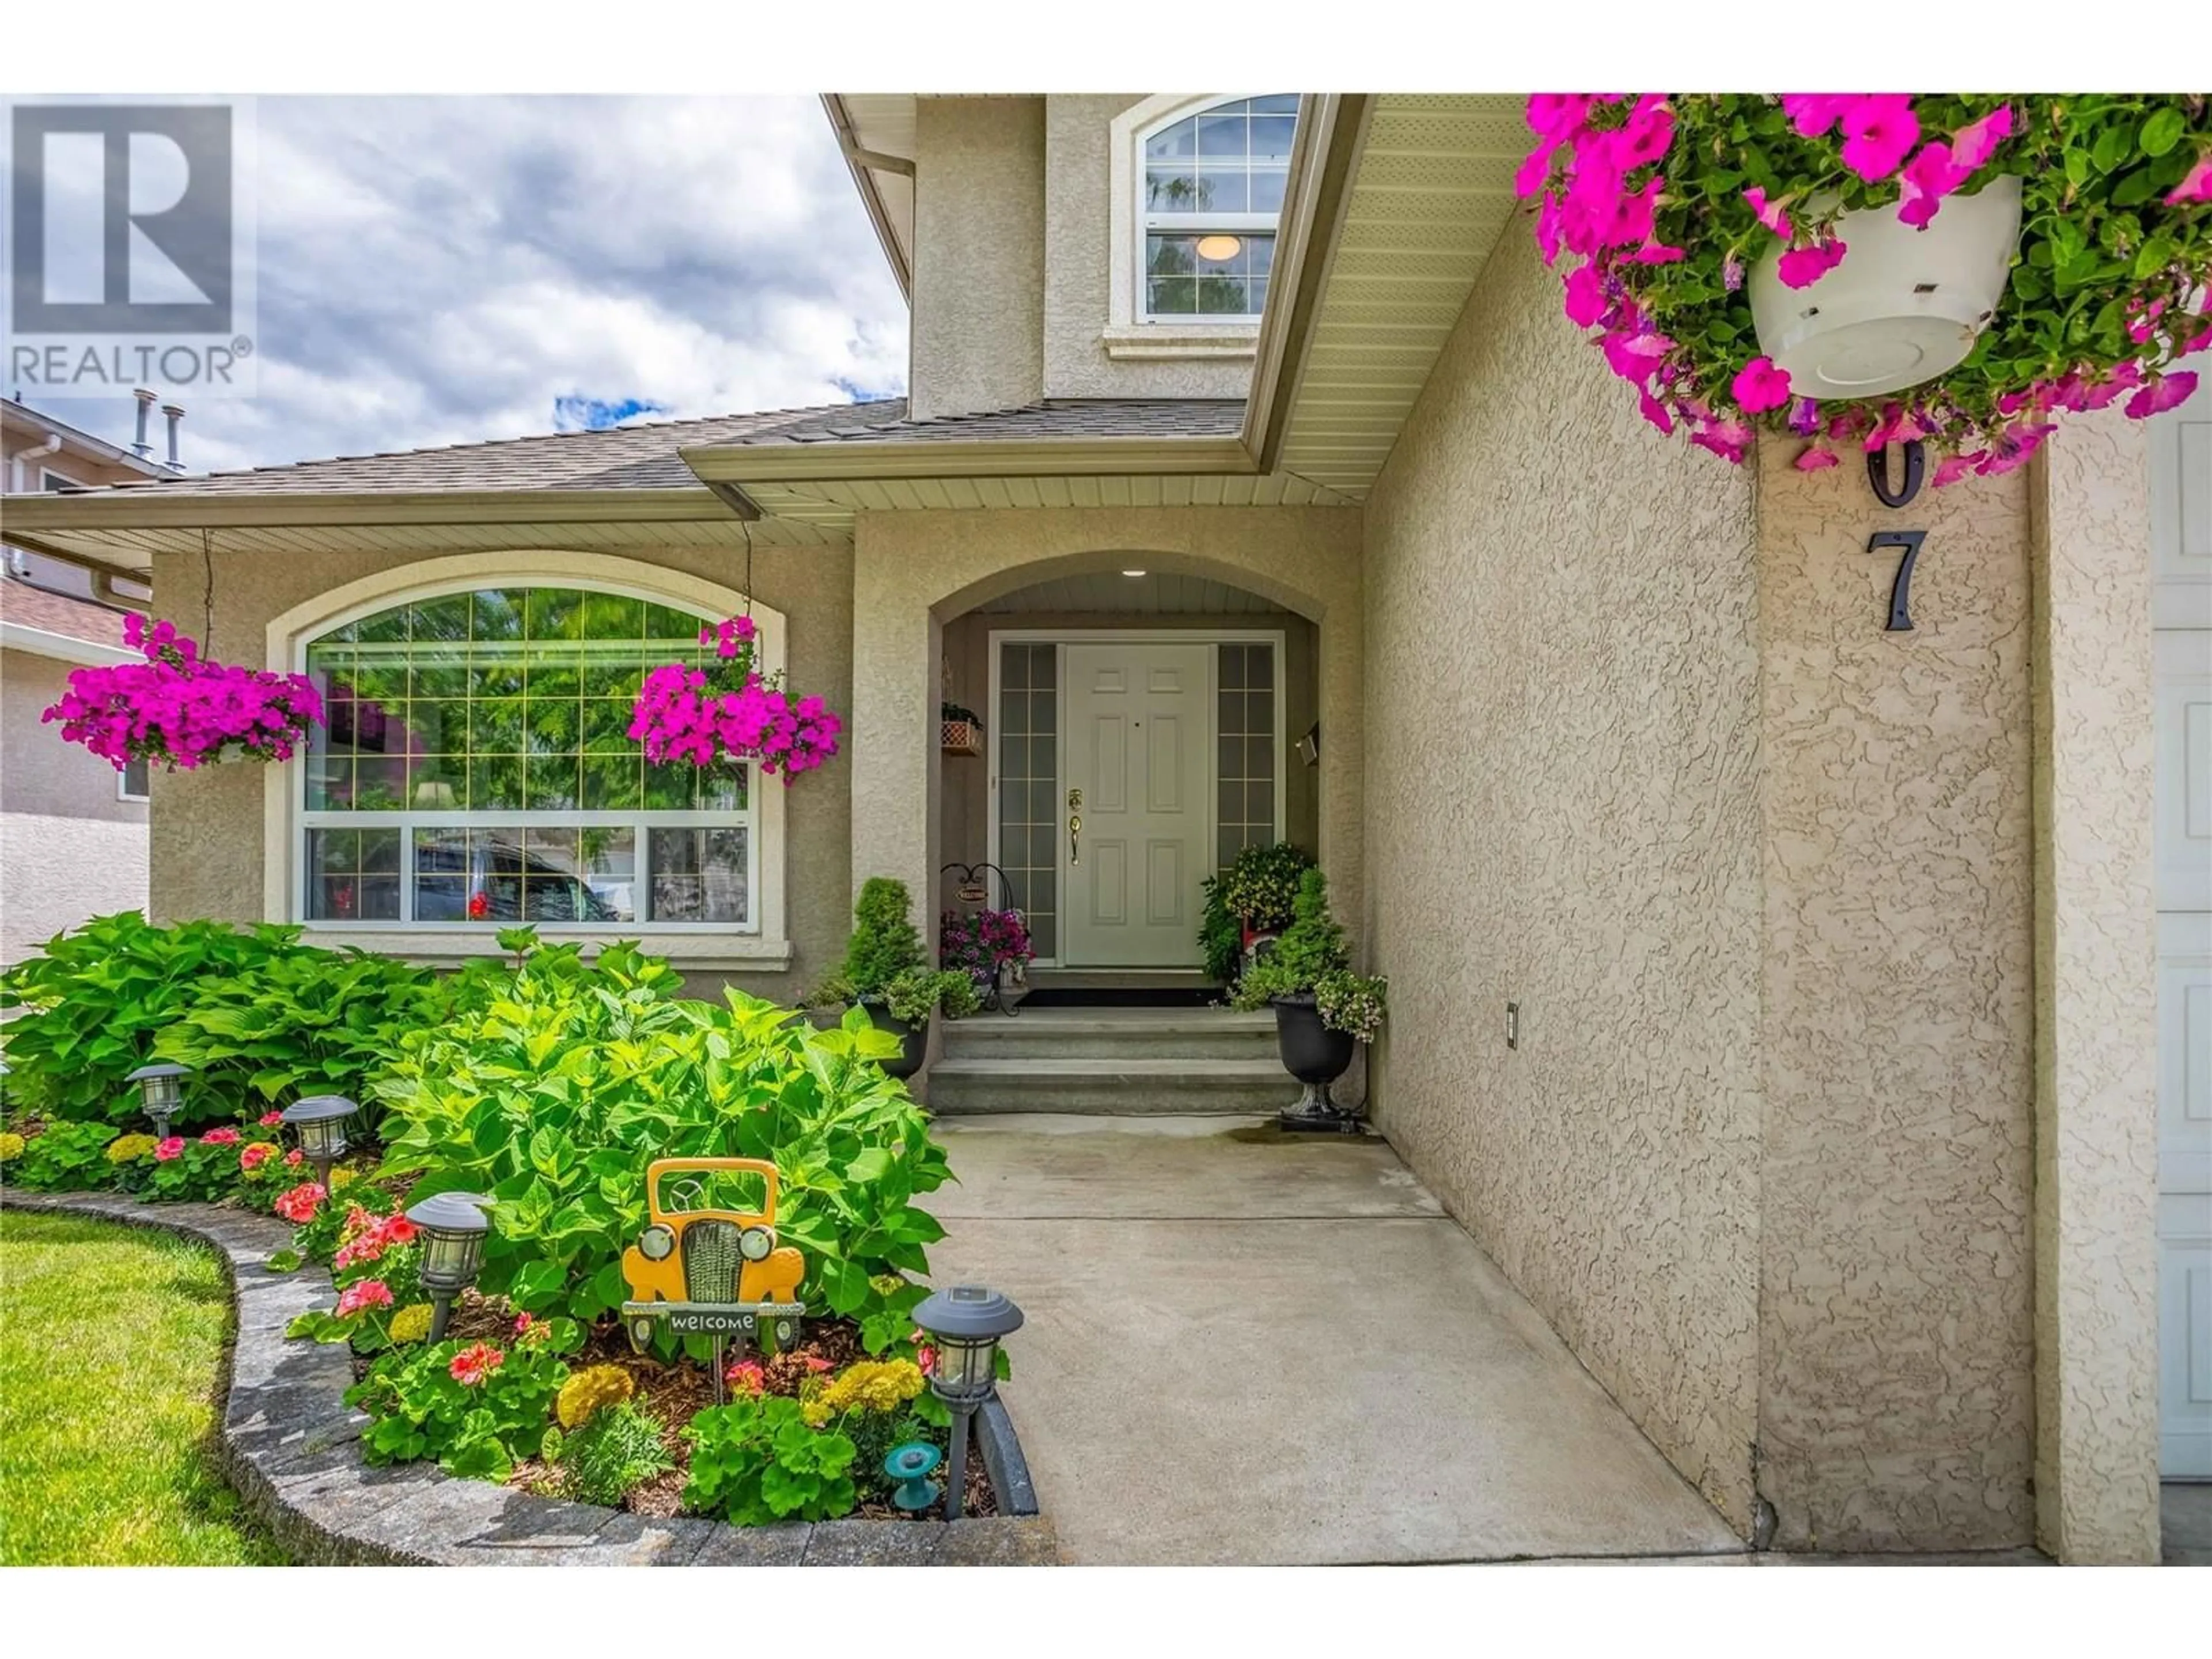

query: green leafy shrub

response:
[557,1399,674,1506]
[1216,843,1315,935]
[348,1335,571,1482]
[0,911,443,1127]
[1232,868,1387,1037]
[684,1395,858,1525]
[881,966,979,1024]
[838,877,925,1000]
[370,942,950,1336]
[1198,874,1244,984]
[5,1120,120,1190]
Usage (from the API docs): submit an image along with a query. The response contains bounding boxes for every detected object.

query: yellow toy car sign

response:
[620,1157,805,1355]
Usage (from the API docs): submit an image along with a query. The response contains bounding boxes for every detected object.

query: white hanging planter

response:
[1749,175,2024,400]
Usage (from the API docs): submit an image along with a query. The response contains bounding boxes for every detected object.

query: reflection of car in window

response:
[415,836,620,923]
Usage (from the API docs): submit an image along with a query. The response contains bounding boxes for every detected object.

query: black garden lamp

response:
[405,1191,493,1342]
[281,1094,356,1190]
[914,1283,1024,1520]
[126,1062,191,1140]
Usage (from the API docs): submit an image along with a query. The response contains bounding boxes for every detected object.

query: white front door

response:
[1060,641,1211,967]
[2153,353,2212,1479]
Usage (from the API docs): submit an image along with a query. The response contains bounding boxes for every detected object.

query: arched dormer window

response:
[1137,95,1298,323]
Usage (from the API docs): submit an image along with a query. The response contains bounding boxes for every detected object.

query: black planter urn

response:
[1269,993,1360,1133]
[863,1004,930,1080]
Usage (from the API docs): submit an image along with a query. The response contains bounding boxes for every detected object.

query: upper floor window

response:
[297,585,757,931]
[1140,94,1298,322]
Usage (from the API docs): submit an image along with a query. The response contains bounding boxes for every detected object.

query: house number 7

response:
[1866,441,1926,632]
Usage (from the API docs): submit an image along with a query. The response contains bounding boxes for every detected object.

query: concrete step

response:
[923,1056,1294,1116]
[942,1010,1277,1062]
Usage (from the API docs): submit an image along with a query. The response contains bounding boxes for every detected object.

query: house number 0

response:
[1866,440,1926,632]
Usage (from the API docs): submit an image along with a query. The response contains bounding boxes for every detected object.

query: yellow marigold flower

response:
[807,1358,925,1423]
[0,1132,24,1162]
[105,1133,158,1164]
[388,1303,434,1344]
[555,1363,635,1431]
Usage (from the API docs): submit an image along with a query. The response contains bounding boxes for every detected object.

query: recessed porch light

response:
[1122,568,1147,577]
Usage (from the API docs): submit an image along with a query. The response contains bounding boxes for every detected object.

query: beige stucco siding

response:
[1360,225,1766,1531]
[143,541,854,1004]
[1753,445,2037,1552]
[910,99,1047,421]
[1,647,149,960]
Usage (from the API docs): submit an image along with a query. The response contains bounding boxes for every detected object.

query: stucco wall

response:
[850,508,1362,973]
[1360,225,1766,1531]
[2030,409,2161,1565]
[143,542,854,1005]
[910,98,1046,421]
[1040,94,1257,403]
[2,647,149,960]
[1753,444,2037,1552]
[937,605,1319,913]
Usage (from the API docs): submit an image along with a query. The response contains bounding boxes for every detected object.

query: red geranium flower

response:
[449,1343,504,1387]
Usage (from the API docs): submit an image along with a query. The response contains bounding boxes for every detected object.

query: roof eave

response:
[0,618,137,666]
[0,484,740,532]
[680,433,1259,485]
[822,94,914,305]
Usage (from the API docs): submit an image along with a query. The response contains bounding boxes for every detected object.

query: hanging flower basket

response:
[941,702,983,756]
[1520,94,2212,482]
[628,615,842,783]
[42,615,323,771]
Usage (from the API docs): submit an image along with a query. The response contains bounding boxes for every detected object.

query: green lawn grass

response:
[0,1210,289,1564]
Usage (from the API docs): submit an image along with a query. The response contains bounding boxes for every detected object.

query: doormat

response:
[1016,987,1224,1009]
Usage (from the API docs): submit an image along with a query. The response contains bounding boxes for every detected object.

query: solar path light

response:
[405,1191,493,1342]
[912,1283,1024,1521]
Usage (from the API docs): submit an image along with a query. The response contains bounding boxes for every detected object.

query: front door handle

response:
[1067,787,1082,866]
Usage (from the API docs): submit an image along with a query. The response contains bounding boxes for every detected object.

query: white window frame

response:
[985,627,1287,970]
[1106,93,1293,357]
[262,552,791,971]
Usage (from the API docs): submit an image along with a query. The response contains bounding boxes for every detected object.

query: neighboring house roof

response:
[0,577,137,665]
[56,400,911,498]
[2,397,172,484]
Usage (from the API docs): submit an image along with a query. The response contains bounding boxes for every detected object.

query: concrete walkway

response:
[927,1114,1745,1566]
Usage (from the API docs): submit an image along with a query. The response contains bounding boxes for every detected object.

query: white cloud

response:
[20,94,908,474]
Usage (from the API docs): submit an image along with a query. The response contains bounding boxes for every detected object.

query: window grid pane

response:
[997,642,1057,960]
[302,586,755,929]
[1215,643,1276,870]
[1141,96,1294,319]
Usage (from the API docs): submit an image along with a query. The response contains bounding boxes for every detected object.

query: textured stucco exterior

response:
[850,507,1362,967]
[910,99,1046,421]
[1753,441,2037,1554]
[2030,410,2161,1565]
[2,647,149,960]
[1040,94,1257,403]
[143,541,854,1005]
[1360,225,1766,1532]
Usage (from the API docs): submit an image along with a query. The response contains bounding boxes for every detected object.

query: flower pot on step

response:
[1749,175,2022,400]
[1270,993,1359,1134]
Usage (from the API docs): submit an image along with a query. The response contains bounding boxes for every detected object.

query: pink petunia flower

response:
[1562,263,1608,328]
[1743,187,1792,240]
[1949,104,2014,171]
[154,1137,185,1162]
[1688,418,1756,464]
[1897,142,1970,228]
[1637,387,1676,435]
[1931,452,1987,489]
[1838,96,1920,183]
[2127,371,2199,421]
[1794,445,1840,472]
[1731,356,1794,414]
[1780,94,1854,139]
[1777,237,1849,289]
[2165,151,2212,207]
[1600,329,1673,385]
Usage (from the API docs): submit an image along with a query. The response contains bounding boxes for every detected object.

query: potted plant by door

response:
[1200,841,1315,987]
[810,878,978,1078]
[1231,868,1387,1132]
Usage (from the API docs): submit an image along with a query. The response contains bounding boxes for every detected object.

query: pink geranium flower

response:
[1731,356,1794,414]
[258,1110,285,1127]
[725,1359,767,1395]
[240,1141,276,1172]
[272,1181,326,1224]
[1838,96,1919,183]
[336,1279,394,1319]
[153,1137,185,1162]
[199,1126,240,1146]
[449,1343,504,1387]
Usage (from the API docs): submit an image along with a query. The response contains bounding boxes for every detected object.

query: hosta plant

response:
[1521,94,2212,479]
[43,615,323,771]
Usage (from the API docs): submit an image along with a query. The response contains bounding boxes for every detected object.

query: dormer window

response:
[1139,95,1298,322]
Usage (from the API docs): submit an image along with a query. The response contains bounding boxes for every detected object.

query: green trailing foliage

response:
[369,940,951,1339]
[4,1120,119,1191]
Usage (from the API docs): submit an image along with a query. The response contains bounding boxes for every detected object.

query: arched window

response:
[1138,94,1298,322]
[296,584,759,931]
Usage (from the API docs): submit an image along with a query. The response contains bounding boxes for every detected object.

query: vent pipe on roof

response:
[132,388,156,458]
[161,403,184,471]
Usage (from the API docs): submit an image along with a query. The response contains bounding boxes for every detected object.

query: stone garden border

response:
[1,1190,1057,1566]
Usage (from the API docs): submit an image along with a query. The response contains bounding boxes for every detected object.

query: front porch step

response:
[942,1010,1277,1062]
[923,1056,1293,1116]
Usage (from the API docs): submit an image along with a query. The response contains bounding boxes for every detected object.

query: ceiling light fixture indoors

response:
[1194,234,1243,262]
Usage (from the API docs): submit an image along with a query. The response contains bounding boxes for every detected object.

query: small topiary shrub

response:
[839,877,925,1001]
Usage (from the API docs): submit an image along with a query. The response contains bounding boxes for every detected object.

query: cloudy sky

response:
[21,96,909,475]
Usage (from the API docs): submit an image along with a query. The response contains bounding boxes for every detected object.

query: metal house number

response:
[1866,441,1927,632]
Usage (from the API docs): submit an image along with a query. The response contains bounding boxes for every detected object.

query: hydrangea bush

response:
[629,613,842,782]
[41,615,323,770]
[1520,94,2212,479]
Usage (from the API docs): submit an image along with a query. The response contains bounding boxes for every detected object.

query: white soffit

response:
[1274,94,1528,498]
[833,95,919,296]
